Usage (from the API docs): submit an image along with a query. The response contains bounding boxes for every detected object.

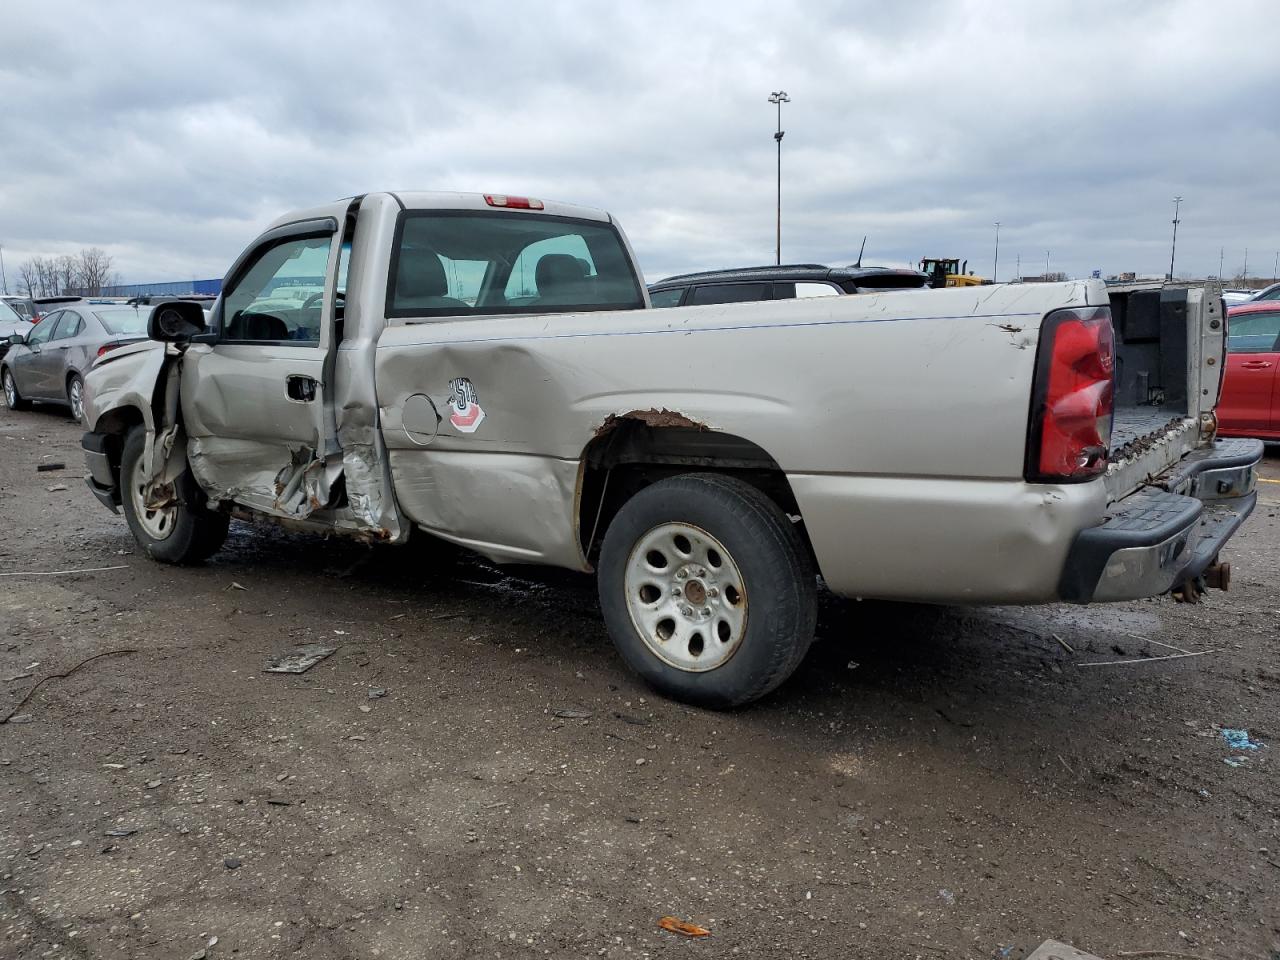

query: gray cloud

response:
[0,0,1276,287]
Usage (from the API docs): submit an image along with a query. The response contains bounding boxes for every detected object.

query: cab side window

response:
[222,235,332,344]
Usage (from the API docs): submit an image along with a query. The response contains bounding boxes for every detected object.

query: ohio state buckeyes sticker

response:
[447,377,485,433]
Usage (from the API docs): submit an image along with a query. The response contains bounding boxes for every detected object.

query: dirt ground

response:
[1,403,1277,960]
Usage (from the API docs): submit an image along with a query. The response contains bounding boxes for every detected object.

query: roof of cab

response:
[267,192,613,232]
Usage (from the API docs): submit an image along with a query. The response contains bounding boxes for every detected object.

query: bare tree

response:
[18,259,38,297]
[55,254,80,296]
[33,256,58,297]
[77,247,114,296]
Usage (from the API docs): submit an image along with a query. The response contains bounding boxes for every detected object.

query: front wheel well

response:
[578,421,809,567]
[92,406,147,482]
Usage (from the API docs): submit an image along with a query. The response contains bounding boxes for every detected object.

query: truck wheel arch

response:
[91,405,147,480]
[577,417,810,567]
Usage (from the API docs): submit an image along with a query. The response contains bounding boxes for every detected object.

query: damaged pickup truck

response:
[79,191,1262,707]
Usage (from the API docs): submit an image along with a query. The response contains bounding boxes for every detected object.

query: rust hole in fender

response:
[593,408,709,439]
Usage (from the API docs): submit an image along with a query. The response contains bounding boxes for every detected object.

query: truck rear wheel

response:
[120,426,229,564]
[597,473,816,708]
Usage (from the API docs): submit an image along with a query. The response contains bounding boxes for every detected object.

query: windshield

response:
[388,211,644,318]
[94,306,149,336]
[0,299,21,324]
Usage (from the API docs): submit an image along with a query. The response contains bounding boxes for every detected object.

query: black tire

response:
[2,367,30,411]
[597,473,817,708]
[66,373,85,423]
[120,426,229,564]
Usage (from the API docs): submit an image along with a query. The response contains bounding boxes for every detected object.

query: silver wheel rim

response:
[623,522,748,673]
[69,379,83,421]
[3,372,14,408]
[129,453,177,541]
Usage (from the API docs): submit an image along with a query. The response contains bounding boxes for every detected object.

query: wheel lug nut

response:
[680,605,692,617]
[708,587,719,598]
[701,608,711,617]
[676,570,687,580]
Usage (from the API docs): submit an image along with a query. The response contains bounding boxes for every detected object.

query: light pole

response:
[1273,251,1278,284]
[1243,248,1249,283]
[992,222,1000,283]
[1167,196,1182,280]
[1219,246,1224,280]
[768,90,790,266]
[0,244,7,295]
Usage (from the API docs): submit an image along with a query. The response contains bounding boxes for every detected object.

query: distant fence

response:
[95,278,223,297]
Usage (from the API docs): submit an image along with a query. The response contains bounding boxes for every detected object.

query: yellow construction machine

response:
[920,257,987,288]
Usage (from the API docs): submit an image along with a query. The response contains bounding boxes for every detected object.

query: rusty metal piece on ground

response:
[1026,940,1105,960]
[553,708,592,719]
[1202,561,1230,591]
[36,462,66,472]
[263,644,337,674]
[657,916,711,938]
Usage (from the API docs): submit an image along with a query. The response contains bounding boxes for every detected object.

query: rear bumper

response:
[1059,438,1263,602]
[81,431,120,513]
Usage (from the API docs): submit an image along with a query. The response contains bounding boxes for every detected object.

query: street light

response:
[992,222,1000,283]
[1168,196,1182,280]
[768,90,790,266]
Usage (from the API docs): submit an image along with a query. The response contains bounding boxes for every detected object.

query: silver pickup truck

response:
[79,191,1262,707]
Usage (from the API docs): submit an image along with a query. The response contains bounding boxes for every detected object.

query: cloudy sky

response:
[1,0,1277,288]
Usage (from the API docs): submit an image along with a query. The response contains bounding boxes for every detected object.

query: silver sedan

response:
[2,304,149,422]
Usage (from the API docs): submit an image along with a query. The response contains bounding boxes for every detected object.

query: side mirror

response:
[148,300,208,342]
[8,333,25,346]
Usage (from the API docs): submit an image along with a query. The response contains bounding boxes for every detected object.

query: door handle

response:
[1240,361,1273,369]
[286,375,318,402]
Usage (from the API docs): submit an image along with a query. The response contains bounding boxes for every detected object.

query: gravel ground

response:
[1,402,1277,960]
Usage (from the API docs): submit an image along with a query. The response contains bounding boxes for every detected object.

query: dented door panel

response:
[181,343,335,516]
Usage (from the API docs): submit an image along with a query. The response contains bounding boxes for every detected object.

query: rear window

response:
[388,211,644,318]
[0,299,21,323]
[94,306,148,336]
[1227,311,1280,353]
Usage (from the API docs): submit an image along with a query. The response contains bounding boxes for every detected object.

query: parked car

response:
[2,303,149,421]
[647,263,930,307]
[1218,301,1280,441]
[0,298,34,363]
[1,295,42,323]
[1223,288,1258,305]
[80,191,1259,708]
[1246,281,1280,303]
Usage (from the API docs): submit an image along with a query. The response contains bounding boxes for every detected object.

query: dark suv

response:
[647,263,930,307]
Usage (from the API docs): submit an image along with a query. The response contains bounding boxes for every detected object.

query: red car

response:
[1218,302,1280,440]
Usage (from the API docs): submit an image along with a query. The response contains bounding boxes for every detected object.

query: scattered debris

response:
[36,462,66,472]
[1051,633,1075,654]
[614,712,649,726]
[45,483,68,492]
[1076,649,1217,668]
[388,613,407,621]
[27,843,45,858]
[847,660,860,670]
[145,779,162,789]
[2,649,138,724]
[938,888,956,905]
[367,687,388,700]
[359,704,372,713]
[553,707,592,719]
[4,672,33,682]
[1115,951,1213,959]
[227,581,248,591]
[104,827,138,838]
[223,856,242,870]
[657,916,711,938]
[0,564,128,578]
[266,798,292,806]
[1223,757,1248,768]
[263,644,336,674]
[1221,728,1262,751]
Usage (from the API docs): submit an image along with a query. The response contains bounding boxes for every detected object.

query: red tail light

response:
[483,194,544,210]
[96,341,123,358]
[1025,306,1115,482]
